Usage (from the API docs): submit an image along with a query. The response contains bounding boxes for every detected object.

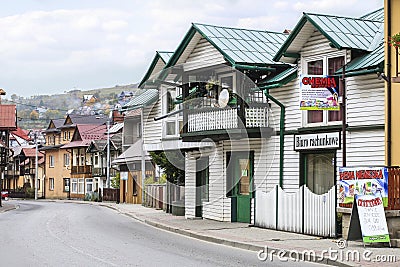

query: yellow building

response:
[43,115,108,199]
[385,0,400,165]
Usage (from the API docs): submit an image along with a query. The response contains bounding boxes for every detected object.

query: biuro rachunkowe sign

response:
[294,132,340,151]
[299,75,340,111]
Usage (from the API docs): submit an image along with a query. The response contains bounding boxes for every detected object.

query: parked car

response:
[1,191,9,201]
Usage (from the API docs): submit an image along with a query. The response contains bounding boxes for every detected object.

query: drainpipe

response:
[341,66,347,167]
[387,0,392,166]
[261,87,285,188]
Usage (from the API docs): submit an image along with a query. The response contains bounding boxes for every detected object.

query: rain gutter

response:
[260,87,285,188]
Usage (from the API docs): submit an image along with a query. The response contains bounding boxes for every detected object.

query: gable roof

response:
[166,23,289,69]
[61,124,107,148]
[273,12,383,63]
[0,105,16,130]
[360,8,384,21]
[45,118,64,133]
[22,147,44,158]
[138,51,174,88]
[11,127,31,141]
[62,114,107,128]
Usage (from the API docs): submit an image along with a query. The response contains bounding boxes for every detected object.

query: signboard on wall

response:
[294,132,340,151]
[338,167,389,207]
[299,75,340,110]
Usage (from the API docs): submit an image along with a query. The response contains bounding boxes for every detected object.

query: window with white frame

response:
[78,178,84,194]
[49,155,55,167]
[49,178,54,191]
[71,178,78,193]
[303,54,345,126]
[86,178,93,193]
[64,153,70,166]
[163,86,182,138]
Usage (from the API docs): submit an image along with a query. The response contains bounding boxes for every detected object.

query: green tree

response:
[30,110,39,120]
[149,150,185,185]
[44,109,61,120]
[111,173,120,189]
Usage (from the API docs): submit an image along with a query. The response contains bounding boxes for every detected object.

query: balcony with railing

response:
[71,165,92,174]
[182,104,272,142]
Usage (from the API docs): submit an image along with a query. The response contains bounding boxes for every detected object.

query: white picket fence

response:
[255,185,336,237]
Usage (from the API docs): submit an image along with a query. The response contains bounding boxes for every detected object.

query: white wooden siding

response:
[184,36,226,71]
[300,30,338,57]
[185,153,196,219]
[346,74,385,126]
[143,97,162,149]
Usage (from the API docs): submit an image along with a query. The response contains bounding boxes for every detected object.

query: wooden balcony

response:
[71,165,92,174]
[93,167,106,177]
[182,105,273,142]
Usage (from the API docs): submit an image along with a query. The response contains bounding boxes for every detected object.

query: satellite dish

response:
[218,89,229,108]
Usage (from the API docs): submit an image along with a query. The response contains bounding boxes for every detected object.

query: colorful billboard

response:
[299,75,340,110]
[338,167,389,207]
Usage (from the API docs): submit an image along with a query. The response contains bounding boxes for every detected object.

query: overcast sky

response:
[0,0,382,97]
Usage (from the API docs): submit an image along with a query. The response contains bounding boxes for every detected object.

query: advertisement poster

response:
[355,194,390,243]
[338,167,388,207]
[299,75,340,110]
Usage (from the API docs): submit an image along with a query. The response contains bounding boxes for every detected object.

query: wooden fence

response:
[103,188,120,202]
[144,182,185,212]
[255,185,336,237]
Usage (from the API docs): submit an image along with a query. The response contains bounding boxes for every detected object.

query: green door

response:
[229,152,253,223]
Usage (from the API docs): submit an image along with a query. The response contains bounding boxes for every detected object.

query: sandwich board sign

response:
[347,194,390,245]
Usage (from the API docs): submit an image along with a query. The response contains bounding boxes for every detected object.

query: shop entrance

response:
[300,151,336,195]
[227,151,253,223]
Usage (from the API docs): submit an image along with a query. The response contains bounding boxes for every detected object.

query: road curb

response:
[0,204,17,213]
[35,200,356,267]
[142,218,355,267]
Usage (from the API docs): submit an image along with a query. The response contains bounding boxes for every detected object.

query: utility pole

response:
[106,120,110,188]
[35,132,38,200]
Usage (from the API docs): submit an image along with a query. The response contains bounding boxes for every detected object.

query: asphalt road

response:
[0,200,325,266]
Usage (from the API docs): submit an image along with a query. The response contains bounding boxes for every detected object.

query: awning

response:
[121,89,159,111]
[112,140,150,165]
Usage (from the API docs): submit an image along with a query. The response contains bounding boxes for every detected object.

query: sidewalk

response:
[0,201,15,213]
[97,202,399,267]
[35,200,400,266]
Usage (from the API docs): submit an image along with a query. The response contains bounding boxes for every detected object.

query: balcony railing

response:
[93,167,106,177]
[71,165,92,174]
[186,106,268,133]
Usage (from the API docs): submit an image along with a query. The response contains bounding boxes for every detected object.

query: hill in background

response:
[3,84,139,130]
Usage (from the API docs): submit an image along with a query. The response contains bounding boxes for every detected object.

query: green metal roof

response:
[337,42,384,75]
[122,89,159,110]
[259,67,298,89]
[360,8,384,22]
[166,23,289,68]
[274,11,383,62]
[138,51,174,88]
